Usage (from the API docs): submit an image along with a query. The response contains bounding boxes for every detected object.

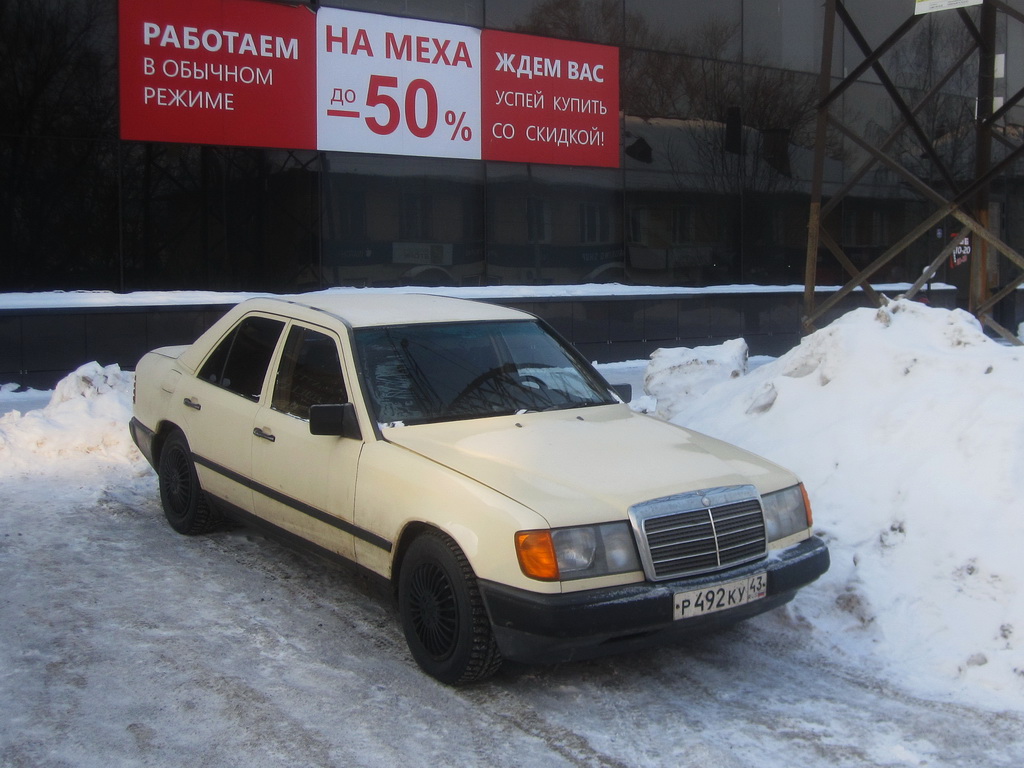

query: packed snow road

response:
[1,463,1020,768]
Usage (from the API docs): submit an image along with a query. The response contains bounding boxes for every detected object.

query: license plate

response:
[673,572,767,620]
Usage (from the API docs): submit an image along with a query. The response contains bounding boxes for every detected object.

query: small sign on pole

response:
[915,0,983,16]
[950,233,972,268]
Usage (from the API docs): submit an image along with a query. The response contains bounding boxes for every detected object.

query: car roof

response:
[177,293,534,371]
[252,292,532,328]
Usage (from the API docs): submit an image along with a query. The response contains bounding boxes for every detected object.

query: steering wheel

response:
[448,364,554,414]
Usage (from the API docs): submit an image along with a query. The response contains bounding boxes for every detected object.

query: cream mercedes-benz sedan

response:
[130,292,829,684]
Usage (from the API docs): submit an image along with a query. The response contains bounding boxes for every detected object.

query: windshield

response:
[354,320,617,426]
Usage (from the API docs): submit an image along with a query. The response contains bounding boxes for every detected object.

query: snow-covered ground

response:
[1,296,1022,767]
[0,281,946,310]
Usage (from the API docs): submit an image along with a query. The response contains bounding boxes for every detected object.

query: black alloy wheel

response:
[407,558,459,659]
[398,530,502,684]
[157,430,221,535]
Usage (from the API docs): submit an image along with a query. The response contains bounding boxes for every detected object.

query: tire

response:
[158,430,221,535]
[398,530,502,685]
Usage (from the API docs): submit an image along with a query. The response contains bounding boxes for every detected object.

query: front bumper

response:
[479,535,829,664]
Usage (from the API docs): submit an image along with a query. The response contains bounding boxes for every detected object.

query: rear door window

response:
[198,315,285,401]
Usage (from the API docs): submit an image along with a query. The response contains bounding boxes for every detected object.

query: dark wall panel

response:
[0,289,958,389]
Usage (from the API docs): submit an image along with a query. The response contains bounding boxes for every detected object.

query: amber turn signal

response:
[515,530,560,581]
[801,483,814,528]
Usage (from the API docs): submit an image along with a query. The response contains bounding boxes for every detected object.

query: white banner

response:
[316,9,481,160]
[915,0,983,15]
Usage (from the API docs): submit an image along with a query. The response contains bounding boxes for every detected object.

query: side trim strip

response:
[210,496,393,594]
[191,452,393,553]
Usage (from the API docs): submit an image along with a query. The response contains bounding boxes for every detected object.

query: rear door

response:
[179,313,285,513]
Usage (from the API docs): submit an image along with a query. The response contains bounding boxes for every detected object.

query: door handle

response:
[253,427,276,442]
[183,397,201,411]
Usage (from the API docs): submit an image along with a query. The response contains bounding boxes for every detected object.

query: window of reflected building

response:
[320,154,485,288]
[486,163,623,284]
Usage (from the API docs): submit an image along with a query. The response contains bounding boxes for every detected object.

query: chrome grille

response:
[629,486,767,581]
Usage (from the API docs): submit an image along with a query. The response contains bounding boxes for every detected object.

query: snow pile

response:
[0,362,140,473]
[643,338,748,419]
[657,299,1024,706]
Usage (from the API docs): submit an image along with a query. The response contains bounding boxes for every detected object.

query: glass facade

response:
[3,0,1024,294]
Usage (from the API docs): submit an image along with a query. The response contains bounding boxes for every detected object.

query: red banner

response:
[480,31,619,168]
[119,0,316,149]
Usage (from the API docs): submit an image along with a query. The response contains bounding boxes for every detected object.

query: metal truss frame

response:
[804,0,1024,344]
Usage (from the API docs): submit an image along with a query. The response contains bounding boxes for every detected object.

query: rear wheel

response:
[158,430,221,535]
[398,530,502,684]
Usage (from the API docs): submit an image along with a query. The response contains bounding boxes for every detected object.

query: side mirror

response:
[611,383,633,403]
[309,403,362,440]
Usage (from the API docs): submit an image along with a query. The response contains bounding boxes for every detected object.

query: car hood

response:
[381,404,797,527]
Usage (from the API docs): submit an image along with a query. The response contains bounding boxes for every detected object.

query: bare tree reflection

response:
[519,2,816,193]
[882,15,979,189]
[0,0,119,289]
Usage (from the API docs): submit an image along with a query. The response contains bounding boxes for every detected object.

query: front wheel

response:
[158,430,221,535]
[398,530,502,684]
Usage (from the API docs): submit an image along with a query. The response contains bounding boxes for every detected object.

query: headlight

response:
[516,522,642,581]
[762,483,813,542]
